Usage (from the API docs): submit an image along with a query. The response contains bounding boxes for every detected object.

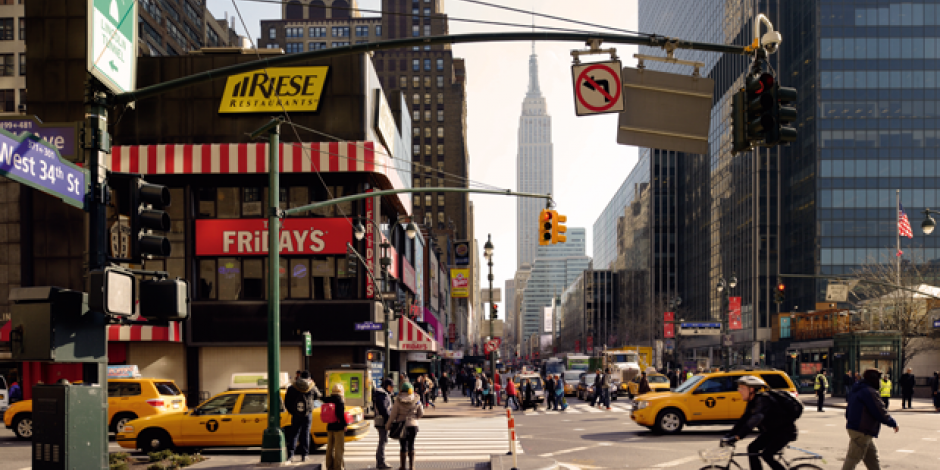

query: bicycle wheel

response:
[790,465,823,470]
[698,466,726,470]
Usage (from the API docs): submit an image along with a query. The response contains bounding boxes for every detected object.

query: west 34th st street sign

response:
[0,129,87,209]
[88,0,137,94]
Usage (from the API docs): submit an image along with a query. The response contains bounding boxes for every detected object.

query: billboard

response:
[454,241,470,265]
[450,269,469,297]
[729,297,743,330]
[543,306,553,333]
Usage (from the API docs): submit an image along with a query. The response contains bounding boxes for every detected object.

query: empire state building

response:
[516,44,553,269]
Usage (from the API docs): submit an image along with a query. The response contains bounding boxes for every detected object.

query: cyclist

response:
[722,376,798,470]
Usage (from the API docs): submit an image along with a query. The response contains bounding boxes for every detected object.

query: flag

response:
[899,203,914,239]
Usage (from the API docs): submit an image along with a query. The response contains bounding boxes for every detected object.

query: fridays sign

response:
[195,218,352,256]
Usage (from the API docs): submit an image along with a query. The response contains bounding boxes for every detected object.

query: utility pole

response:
[485,235,495,380]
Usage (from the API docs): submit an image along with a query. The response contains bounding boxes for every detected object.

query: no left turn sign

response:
[572,61,624,116]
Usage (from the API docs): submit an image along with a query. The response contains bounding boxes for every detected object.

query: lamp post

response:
[921,208,940,235]
[716,274,737,370]
[484,234,495,380]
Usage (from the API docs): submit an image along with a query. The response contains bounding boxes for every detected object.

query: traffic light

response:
[732,89,749,154]
[774,281,786,304]
[539,209,553,246]
[773,83,798,145]
[491,304,498,320]
[109,172,172,263]
[366,350,384,363]
[552,211,568,244]
[746,73,775,145]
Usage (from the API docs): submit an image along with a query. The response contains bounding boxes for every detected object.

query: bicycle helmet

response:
[735,375,768,388]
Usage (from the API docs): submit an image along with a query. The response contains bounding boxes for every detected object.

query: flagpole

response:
[897,189,901,287]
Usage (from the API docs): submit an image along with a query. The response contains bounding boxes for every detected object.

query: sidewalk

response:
[801,395,938,413]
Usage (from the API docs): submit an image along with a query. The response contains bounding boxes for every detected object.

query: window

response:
[437,76,444,87]
[413,76,420,87]
[424,178,431,187]
[0,54,12,77]
[414,196,421,207]
[437,110,444,122]
[400,76,407,88]
[412,25,420,37]
[437,161,444,172]
[266,43,279,49]
[436,59,443,71]
[412,93,420,104]
[438,195,445,206]
[412,110,420,121]
[356,40,368,44]
[332,26,349,37]
[309,42,327,51]
[269,27,276,39]
[424,127,431,138]
[438,212,445,224]
[437,93,443,103]
[437,127,444,138]
[238,394,268,414]
[425,195,432,207]
[424,144,431,155]
[196,394,239,415]
[331,42,350,47]
[424,76,431,87]
[424,59,431,71]
[424,8,431,16]
[437,144,444,155]
[759,374,791,390]
[424,110,431,121]
[413,178,420,187]
[310,27,327,37]
[18,88,25,111]
[355,26,369,37]
[424,25,431,36]
[0,19,11,40]
[375,25,382,37]
[286,27,303,38]
[693,377,734,394]
[412,59,420,71]
[285,43,303,53]
[413,144,420,154]
[413,127,420,137]
[17,17,23,40]
[424,94,431,105]
[18,53,23,76]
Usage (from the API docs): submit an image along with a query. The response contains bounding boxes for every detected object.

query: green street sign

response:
[303,331,312,356]
[87,0,137,94]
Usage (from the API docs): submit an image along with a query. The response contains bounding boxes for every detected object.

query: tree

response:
[849,252,940,371]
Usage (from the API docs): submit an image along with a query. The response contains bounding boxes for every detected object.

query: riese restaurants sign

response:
[196,218,351,256]
[219,66,329,114]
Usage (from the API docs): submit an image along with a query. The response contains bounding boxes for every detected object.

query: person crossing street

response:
[504,377,520,410]
[599,368,612,410]
[815,369,829,412]
[439,372,451,403]
[373,379,394,469]
[842,369,899,470]
[545,374,556,411]
[284,371,321,463]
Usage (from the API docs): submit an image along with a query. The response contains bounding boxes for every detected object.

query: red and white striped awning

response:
[397,317,437,352]
[107,322,183,342]
[107,141,410,213]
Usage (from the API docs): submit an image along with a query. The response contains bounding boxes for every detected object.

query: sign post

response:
[87,0,138,94]
[572,61,624,116]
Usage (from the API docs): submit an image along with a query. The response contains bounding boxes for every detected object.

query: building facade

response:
[559,268,618,354]
[516,44,553,269]
[257,0,381,52]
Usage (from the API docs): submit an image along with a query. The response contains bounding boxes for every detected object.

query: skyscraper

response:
[517,43,554,269]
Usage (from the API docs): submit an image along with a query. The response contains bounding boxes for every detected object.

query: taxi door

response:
[689,377,735,421]
[230,393,280,446]
[179,393,240,446]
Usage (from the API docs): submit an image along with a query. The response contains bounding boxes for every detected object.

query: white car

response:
[514,374,545,403]
[0,375,9,417]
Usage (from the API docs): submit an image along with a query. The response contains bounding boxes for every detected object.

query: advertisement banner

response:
[450,269,470,297]
[365,192,375,299]
[543,306,553,333]
[219,66,329,114]
[454,241,470,265]
[196,218,352,256]
[664,311,675,338]
[728,296,743,330]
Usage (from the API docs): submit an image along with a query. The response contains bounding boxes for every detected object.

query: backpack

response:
[765,389,803,422]
[319,402,338,424]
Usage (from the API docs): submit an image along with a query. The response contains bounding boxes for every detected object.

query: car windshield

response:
[612,354,638,363]
[674,375,703,393]
[564,371,582,381]
[650,375,670,384]
[544,362,565,375]
[519,378,543,390]
[155,382,183,396]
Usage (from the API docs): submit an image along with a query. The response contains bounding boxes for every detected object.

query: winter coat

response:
[474,377,483,391]
[545,377,555,394]
[506,380,517,396]
[323,394,348,432]
[900,373,916,393]
[523,382,535,402]
[637,377,651,395]
[554,379,564,396]
[284,378,321,417]
[389,392,424,429]
[440,376,451,390]
[373,388,392,428]
[845,381,897,438]
[730,392,797,440]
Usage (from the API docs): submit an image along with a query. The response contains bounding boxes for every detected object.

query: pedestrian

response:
[591,369,602,407]
[545,374,556,411]
[522,378,538,412]
[554,375,564,410]
[439,372,451,403]
[504,378,520,410]
[494,378,502,407]
[844,371,856,399]
[815,368,829,412]
[474,374,483,407]
[8,376,21,404]
[899,368,915,410]
[842,369,899,470]
[637,371,651,396]
[426,375,437,409]
[284,371,321,463]
[415,375,427,408]
[373,379,394,469]
[390,382,424,470]
[483,378,494,409]
[879,374,892,409]
[323,383,349,470]
[932,371,940,412]
[667,369,677,389]
[600,368,612,410]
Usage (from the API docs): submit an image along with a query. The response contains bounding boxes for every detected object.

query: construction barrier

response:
[506,408,519,469]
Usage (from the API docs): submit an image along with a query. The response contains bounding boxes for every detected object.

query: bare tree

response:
[849,252,940,370]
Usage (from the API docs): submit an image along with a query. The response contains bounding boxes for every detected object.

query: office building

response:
[138,0,239,56]
[559,267,618,354]
[257,0,381,52]
[517,44,553,269]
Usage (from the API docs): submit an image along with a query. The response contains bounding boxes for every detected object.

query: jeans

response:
[442,388,448,403]
[505,395,521,410]
[842,429,880,470]
[546,392,556,410]
[376,427,389,467]
[285,413,312,459]
[325,429,346,470]
[600,388,611,408]
[747,432,790,470]
[881,396,890,409]
[399,427,418,452]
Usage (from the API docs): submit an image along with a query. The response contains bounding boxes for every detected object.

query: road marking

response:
[825,424,836,426]
[539,446,592,458]
[574,428,585,431]
[923,438,937,441]
[653,455,700,467]
[897,450,915,453]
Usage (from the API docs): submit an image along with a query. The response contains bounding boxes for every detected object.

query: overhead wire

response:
[451,0,653,36]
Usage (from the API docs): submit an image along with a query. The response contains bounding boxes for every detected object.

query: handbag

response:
[389,420,405,439]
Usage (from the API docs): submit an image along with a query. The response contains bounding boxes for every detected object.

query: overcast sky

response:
[207,0,641,320]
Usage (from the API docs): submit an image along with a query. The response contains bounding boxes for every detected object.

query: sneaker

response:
[607,407,612,410]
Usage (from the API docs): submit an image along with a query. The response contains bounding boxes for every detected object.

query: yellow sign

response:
[218,66,329,114]
[450,269,469,298]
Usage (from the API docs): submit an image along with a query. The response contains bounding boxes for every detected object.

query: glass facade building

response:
[520,228,591,342]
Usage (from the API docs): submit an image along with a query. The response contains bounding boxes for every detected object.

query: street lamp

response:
[921,208,940,235]
[353,217,418,241]
[484,234,496,380]
[717,274,737,370]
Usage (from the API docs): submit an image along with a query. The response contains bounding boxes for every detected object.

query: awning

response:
[0,321,9,342]
[108,142,410,213]
[398,316,437,352]
[107,322,183,342]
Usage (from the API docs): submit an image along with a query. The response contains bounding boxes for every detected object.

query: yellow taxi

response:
[117,389,370,453]
[3,378,186,439]
[562,371,582,396]
[630,368,797,434]
[627,373,672,396]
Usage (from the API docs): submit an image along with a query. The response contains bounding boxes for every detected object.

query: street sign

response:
[481,288,502,302]
[87,0,138,94]
[0,117,81,163]
[0,129,87,209]
[303,331,312,356]
[934,319,940,328]
[722,334,734,347]
[355,321,383,331]
[572,61,624,116]
[678,322,721,336]
[484,338,501,355]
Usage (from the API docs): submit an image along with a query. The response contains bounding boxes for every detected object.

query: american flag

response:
[899,203,914,239]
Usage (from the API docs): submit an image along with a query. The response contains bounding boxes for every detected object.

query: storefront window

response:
[243,259,264,299]
[217,187,239,218]
[198,187,216,217]
[290,259,310,298]
[199,259,217,299]
[218,257,241,300]
[243,187,263,216]
[198,256,345,301]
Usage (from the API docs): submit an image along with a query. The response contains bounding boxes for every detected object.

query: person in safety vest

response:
[815,368,829,412]
[879,375,892,409]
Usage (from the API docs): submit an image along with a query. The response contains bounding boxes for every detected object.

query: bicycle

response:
[698,440,825,470]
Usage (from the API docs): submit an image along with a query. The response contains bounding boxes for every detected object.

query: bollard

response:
[506,408,519,470]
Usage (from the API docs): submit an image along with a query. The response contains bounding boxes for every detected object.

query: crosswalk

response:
[343,417,523,462]
[513,402,633,415]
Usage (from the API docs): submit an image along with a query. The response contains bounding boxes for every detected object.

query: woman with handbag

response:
[389,382,424,470]
[482,378,494,409]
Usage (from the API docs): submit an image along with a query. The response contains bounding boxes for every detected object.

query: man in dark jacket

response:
[724,376,797,470]
[439,372,451,403]
[284,371,321,462]
[373,379,394,469]
[843,369,899,470]
[545,375,556,411]
[844,371,856,399]
[899,368,916,409]
[590,369,602,407]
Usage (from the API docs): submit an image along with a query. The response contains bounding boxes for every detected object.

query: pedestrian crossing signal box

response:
[8,287,106,362]
[32,384,106,470]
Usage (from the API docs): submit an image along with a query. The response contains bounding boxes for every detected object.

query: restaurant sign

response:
[196,218,352,256]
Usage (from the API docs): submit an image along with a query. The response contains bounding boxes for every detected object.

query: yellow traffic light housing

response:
[552,211,568,244]
[539,209,553,246]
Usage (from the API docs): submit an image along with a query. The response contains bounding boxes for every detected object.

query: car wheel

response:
[654,408,685,434]
[110,413,138,434]
[138,429,173,454]
[12,414,33,440]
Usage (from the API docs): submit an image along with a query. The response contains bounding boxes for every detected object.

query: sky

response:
[206,0,641,320]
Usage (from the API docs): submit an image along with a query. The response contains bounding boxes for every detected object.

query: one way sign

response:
[572,61,624,116]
